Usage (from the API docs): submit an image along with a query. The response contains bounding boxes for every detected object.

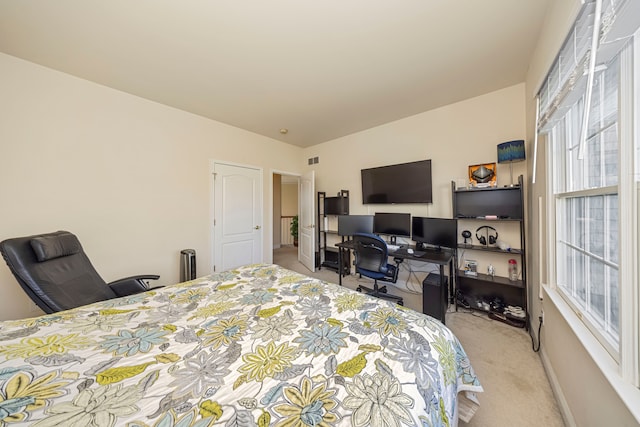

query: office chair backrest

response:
[0,230,117,313]
[353,233,389,276]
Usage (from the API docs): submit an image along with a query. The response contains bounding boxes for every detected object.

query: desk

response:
[335,241,455,323]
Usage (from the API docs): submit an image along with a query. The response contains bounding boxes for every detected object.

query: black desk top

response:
[335,241,454,265]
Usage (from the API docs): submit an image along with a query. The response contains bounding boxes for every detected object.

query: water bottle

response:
[508,259,518,281]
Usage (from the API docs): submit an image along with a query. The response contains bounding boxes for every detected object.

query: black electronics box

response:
[423,273,448,324]
[324,196,349,215]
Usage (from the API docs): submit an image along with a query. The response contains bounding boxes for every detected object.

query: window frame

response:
[541,12,639,388]
[549,97,620,359]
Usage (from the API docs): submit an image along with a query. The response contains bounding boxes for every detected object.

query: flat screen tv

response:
[325,196,349,215]
[454,188,521,219]
[373,212,411,239]
[361,160,432,204]
[412,217,457,251]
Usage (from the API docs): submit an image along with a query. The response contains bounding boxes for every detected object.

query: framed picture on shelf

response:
[468,162,497,188]
[463,259,478,276]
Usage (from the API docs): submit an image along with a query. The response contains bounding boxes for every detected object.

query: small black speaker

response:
[423,273,448,324]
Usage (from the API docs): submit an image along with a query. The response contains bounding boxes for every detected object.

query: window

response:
[538,0,639,375]
[552,54,620,355]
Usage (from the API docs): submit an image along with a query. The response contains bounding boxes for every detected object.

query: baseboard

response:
[540,347,576,427]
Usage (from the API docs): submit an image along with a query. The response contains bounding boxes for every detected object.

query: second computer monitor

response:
[412,217,457,251]
[337,215,374,236]
[374,213,411,242]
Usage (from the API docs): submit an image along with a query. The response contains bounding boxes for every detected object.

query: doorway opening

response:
[272,170,315,273]
[272,173,299,251]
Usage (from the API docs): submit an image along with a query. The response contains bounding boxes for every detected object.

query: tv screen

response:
[325,196,349,215]
[454,188,521,219]
[373,212,411,238]
[337,215,374,236]
[412,217,457,251]
[361,160,432,204]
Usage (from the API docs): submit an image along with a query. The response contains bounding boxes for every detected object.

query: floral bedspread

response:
[0,264,482,426]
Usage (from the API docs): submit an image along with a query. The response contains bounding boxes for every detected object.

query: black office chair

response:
[352,233,403,305]
[0,230,160,314]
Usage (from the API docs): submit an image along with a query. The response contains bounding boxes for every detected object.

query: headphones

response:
[476,226,498,246]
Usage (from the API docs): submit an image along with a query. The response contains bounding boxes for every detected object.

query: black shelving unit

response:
[317,190,349,273]
[452,175,528,328]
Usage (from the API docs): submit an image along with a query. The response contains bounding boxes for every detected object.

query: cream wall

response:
[525,0,640,425]
[305,84,527,213]
[281,183,298,217]
[0,53,302,320]
[273,174,282,248]
[303,84,527,308]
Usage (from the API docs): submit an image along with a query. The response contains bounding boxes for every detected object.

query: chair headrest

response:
[353,233,386,248]
[30,232,81,262]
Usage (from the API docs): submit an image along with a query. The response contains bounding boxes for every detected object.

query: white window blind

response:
[538,0,635,134]
[538,2,595,133]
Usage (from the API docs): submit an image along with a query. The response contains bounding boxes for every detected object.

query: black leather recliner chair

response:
[0,230,160,314]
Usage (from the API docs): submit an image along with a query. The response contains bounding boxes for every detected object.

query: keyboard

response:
[386,244,400,251]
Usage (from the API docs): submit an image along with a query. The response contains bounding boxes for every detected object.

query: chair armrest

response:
[379,263,399,284]
[108,275,160,297]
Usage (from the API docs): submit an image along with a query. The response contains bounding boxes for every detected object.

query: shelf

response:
[321,261,340,270]
[488,311,526,328]
[454,185,522,194]
[456,216,522,222]
[457,244,522,254]
[452,174,528,329]
[321,253,349,274]
[317,190,349,273]
[457,270,524,288]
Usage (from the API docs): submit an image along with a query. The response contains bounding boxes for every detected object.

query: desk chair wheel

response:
[356,286,362,292]
[380,286,387,293]
[397,300,404,306]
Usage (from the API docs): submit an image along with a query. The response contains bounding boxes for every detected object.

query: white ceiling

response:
[0,1,551,147]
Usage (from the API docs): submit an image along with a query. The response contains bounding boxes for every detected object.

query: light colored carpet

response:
[273,246,565,427]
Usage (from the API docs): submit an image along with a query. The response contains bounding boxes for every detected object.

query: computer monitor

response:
[373,212,411,243]
[412,217,457,251]
[337,215,374,236]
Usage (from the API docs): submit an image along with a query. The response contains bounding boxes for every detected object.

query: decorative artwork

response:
[463,259,478,276]
[468,162,497,187]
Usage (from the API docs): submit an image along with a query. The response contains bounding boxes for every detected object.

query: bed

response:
[0,263,482,426]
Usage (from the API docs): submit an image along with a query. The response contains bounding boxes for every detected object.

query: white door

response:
[299,170,315,272]
[213,163,262,271]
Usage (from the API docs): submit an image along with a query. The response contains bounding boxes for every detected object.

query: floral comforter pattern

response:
[0,264,482,426]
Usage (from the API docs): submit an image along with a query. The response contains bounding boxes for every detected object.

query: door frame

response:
[269,169,303,264]
[210,160,264,272]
